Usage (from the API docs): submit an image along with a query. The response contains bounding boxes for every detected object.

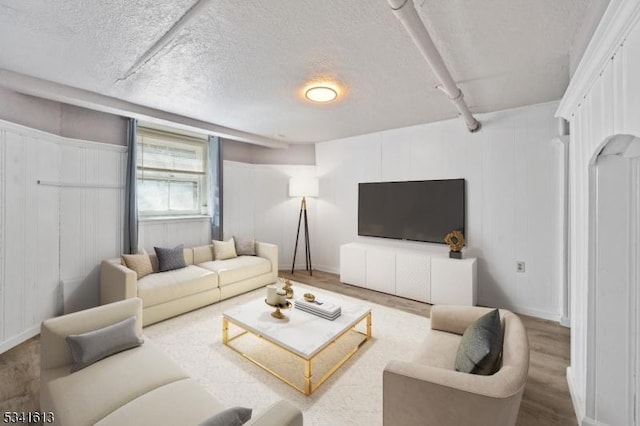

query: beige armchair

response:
[40,298,303,426]
[383,305,529,426]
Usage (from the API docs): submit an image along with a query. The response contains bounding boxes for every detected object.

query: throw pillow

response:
[121,251,153,279]
[66,315,143,373]
[212,238,238,260]
[454,309,503,375]
[234,236,256,256]
[198,407,252,426]
[154,245,186,272]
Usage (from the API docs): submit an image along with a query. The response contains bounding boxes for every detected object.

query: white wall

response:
[138,218,211,253]
[314,102,564,321]
[0,121,60,354]
[0,92,128,353]
[556,0,640,423]
[591,154,637,425]
[223,161,317,270]
[0,119,126,354]
[58,139,127,314]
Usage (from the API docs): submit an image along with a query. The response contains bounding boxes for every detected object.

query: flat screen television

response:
[358,179,465,244]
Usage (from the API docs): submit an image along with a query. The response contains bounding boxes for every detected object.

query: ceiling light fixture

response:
[305,86,338,103]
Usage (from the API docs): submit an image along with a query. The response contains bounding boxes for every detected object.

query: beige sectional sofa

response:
[100,242,278,326]
[383,305,529,426]
[40,298,303,426]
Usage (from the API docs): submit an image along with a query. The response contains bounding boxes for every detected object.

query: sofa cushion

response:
[198,407,252,426]
[154,245,187,272]
[137,265,217,307]
[66,315,143,373]
[213,239,237,260]
[121,252,153,279]
[410,328,462,370]
[233,236,256,256]
[40,342,190,426]
[454,309,503,375]
[197,256,271,286]
[95,378,226,426]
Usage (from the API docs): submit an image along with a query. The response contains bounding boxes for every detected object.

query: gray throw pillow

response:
[66,315,143,373]
[454,309,503,375]
[198,407,252,426]
[234,236,256,256]
[154,244,186,272]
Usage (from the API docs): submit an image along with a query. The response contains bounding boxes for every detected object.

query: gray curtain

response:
[209,136,222,241]
[124,118,138,254]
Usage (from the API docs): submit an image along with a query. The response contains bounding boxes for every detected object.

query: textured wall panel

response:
[316,102,562,320]
[57,140,126,313]
[0,121,61,354]
[561,11,640,423]
[138,218,211,254]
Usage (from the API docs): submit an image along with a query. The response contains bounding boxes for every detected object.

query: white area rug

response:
[144,284,430,426]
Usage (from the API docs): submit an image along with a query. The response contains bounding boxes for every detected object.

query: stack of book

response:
[294,297,341,320]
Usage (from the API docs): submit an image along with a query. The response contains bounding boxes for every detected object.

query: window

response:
[136,127,208,217]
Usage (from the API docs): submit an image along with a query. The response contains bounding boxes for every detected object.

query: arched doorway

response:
[587,134,640,425]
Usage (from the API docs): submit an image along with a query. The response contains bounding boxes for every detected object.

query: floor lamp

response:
[290,177,319,275]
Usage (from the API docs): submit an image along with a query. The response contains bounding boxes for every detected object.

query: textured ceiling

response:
[0,0,604,143]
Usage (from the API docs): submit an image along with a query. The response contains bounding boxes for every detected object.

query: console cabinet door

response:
[431,258,477,305]
[340,245,366,287]
[366,248,396,294]
[395,252,431,303]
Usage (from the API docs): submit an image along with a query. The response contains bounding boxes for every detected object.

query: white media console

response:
[339,243,477,305]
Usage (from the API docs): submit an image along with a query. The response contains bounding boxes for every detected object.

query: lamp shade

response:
[289,177,319,197]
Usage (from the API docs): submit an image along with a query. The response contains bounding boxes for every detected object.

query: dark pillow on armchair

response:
[454,309,503,375]
[66,315,143,373]
[154,244,186,272]
[198,407,252,426]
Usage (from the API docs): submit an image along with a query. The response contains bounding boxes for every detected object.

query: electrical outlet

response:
[516,261,526,273]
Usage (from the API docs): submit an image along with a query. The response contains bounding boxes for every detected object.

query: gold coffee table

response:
[222,286,372,395]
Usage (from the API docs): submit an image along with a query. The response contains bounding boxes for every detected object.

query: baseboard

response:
[560,316,571,328]
[567,366,585,424]
[476,298,562,322]
[279,264,293,272]
[0,324,40,355]
[582,418,609,426]
[280,264,340,275]
[566,367,609,426]
[311,264,339,275]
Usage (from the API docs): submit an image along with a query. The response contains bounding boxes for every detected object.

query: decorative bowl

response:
[303,293,316,302]
[265,299,291,309]
[264,299,291,319]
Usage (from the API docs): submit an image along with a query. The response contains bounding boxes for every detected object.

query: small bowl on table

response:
[265,299,291,319]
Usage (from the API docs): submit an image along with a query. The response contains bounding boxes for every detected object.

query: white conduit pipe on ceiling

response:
[388,0,481,132]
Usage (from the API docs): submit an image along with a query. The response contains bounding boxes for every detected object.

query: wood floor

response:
[280,269,576,426]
